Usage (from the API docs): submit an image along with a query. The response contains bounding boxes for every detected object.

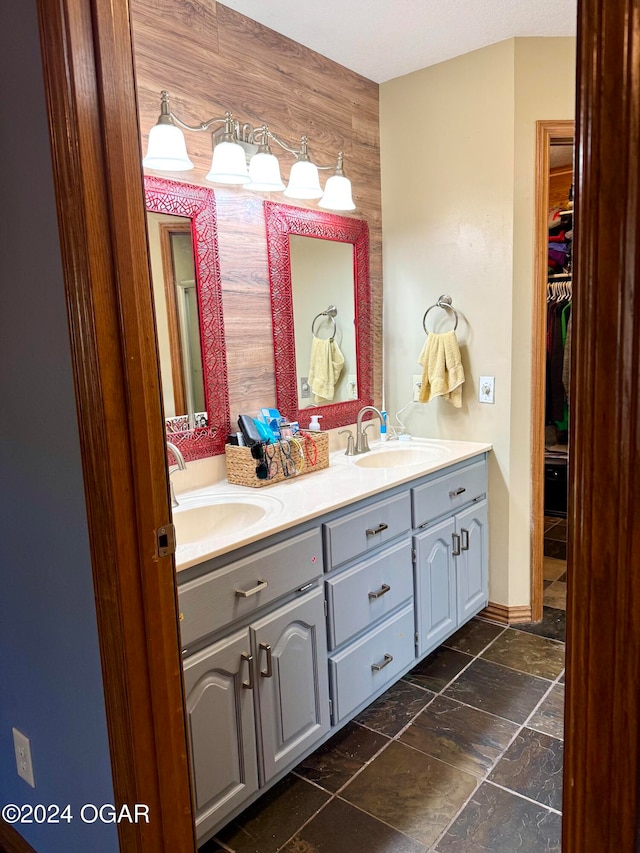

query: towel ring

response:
[422,295,459,334]
[311,305,337,340]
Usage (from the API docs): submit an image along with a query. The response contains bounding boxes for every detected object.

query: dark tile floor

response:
[205,579,567,853]
[544,515,567,561]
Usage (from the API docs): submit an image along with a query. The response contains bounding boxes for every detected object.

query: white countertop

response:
[173,437,491,572]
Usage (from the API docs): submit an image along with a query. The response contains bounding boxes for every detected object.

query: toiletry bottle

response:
[308,415,323,432]
[380,411,388,441]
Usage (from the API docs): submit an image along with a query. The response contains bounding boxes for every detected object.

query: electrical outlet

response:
[13,728,35,788]
[479,376,495,404]
[412,374,423,402]
[300,376,310,399]
[347,374,358,399]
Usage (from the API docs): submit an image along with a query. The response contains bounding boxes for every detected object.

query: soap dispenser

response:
[308,415,323,432]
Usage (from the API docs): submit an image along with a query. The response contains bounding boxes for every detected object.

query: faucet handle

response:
[361,423,378,453]
[338,429,355,456]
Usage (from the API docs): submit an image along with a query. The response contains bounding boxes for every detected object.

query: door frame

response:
[31,0,196,850]
[7,0,638,851]
[531,119,575,623]
[563,0,640,846]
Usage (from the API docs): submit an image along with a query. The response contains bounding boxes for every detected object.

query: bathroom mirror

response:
[144,176,230,459]
[265,201,372,430]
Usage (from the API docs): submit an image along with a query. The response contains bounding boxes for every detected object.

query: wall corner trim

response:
[480,602,533,624]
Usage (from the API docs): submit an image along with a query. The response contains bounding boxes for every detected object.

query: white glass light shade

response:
[284,159,323,199]
[142,123,194,171]
[205,140,251,184]
[245,152,285,191]
[319,174,356,211]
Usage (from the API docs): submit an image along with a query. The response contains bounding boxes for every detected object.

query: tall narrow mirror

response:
[144,176,230,459]
[289,236,357,408]
[265,201,372,430]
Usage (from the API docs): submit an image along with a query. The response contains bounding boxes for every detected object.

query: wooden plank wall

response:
[130,0,382,435]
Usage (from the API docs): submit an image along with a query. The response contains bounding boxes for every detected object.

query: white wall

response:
[381,37,575,607]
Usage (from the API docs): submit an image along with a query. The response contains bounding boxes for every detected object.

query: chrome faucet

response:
[354,406,384,454]
[166,441,187,508]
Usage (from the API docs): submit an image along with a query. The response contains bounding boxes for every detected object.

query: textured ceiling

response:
[217,0,577,83]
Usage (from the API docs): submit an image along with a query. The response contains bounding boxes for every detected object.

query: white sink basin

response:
[354,444,450,469]
[173,494,283,546]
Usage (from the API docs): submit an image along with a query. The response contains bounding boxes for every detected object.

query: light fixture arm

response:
[316,151,347,172]
[264,130,304,158]
[159,92,235,135]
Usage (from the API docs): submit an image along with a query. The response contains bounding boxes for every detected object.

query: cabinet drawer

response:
[178,529,323,647]
[323,491,411,571]
[412,458,487,529]
[326,540,413,649]
[328,604,415,722]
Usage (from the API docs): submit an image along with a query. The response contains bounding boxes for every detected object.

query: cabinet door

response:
[414,517,457,656]
[251,588,330,784]
[456,499,488,622]
[183,628,258,840]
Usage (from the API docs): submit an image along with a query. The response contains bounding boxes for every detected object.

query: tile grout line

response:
[353,625,565,852]
[484,778,563,816]
[223,619,566,852]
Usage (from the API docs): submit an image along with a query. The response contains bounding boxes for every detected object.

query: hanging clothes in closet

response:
[546,278,572,439]
[545,200,573,442]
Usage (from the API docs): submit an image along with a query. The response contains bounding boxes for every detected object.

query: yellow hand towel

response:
[418,330,465,407]
[308,336,345,402]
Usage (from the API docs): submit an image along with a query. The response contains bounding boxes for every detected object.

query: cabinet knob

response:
[365,522,389,536]
[241,652,254,690]
[235,579,268,598]
[371,653,394,672]
[259,642,273,678]
[368,583,391,600]
[452,532,461,556]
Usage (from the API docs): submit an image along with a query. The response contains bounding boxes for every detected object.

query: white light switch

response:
[479,376,495,404]
[13,727,35,787]
[412,374,423,402]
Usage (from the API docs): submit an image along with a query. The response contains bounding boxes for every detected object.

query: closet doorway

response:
[531,120,575,621]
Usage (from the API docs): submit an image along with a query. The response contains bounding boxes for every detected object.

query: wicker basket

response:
[225,430,329,488]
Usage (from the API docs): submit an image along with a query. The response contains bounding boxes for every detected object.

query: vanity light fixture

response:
[142,91,356,211]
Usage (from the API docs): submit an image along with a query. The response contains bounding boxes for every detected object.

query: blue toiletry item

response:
[253,418,276,443]
[380,410,388,441]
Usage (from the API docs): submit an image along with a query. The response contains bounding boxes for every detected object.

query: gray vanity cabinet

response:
[455,500,488,622]
[251,587,330,783]
[324,496,416,723]
[179,531,329,841]
[413,459,489,657]
[183,627,259,840]
[413,518,457,655]
[180,450,489,841]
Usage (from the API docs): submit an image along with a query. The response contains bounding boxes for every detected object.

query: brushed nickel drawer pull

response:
[241,652,254,690]
[452,532,461,556]
[259,642,273,678]
[365,522,389,536]
[371,653,394,672]
[235,579,268,598]
[297,581,315,593]
[461,528,470,551]
[368,583,391,600]
[449,486,466,498]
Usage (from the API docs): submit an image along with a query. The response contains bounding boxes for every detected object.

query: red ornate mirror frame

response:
[144,176,230,459]
[264,201,373,430]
